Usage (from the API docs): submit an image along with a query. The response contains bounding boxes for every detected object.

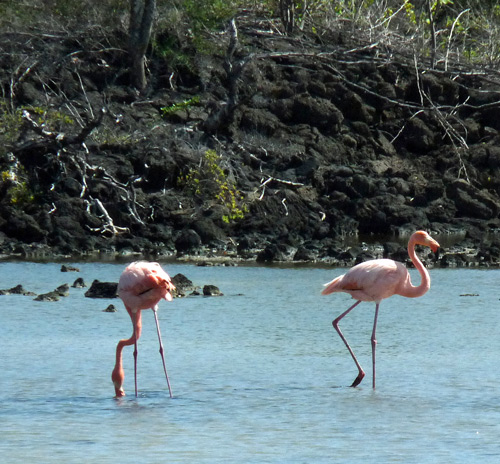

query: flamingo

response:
[111,261,176,398]
[322,230,439,388]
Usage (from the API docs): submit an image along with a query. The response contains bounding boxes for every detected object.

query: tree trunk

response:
[427,0,436,69]
[279,0,295,35]
[129,0,156,91]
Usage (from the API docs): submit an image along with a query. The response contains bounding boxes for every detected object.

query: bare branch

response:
[445,9,471,72]
[86,198,130,236]
[15,108,106,157]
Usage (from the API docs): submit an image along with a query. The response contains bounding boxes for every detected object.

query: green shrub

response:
[178,149,247,223]
[0,102,23,149]
[183,0,238,31]
[160,96,200,116]
[0,103,74,148]
[1,170,35,206]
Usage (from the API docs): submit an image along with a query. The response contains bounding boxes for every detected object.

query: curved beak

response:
[429,238,440,253]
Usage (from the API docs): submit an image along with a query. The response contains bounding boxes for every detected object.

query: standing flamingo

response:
[111,261,176,398]
[322,230,439,388]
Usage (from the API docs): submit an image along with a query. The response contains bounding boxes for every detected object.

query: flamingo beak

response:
[163,282,176,301]
[429,239,440,253]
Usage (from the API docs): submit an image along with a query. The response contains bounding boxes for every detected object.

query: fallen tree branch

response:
[257,176,304,200]
[14,108,106,158]
[68,153,146,226]
[85,198,130,236]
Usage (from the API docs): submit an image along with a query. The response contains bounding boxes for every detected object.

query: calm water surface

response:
[1,262,500,463]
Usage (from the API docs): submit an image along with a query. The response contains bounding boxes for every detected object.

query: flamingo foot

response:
[350,371,365,387]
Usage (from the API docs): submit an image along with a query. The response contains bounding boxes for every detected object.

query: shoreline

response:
[0,232,496,268]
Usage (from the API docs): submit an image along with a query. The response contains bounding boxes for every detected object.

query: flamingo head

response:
[111,366,126,398]
[159,279,176,301]
[114,385,126,398]
[145,262,176,301]
[413,230,440,252]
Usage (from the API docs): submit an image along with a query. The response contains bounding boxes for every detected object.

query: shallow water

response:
[1,262,500,463]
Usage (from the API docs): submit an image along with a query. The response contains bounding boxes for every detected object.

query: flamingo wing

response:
[322,259,407,302]
[118,261,175,310]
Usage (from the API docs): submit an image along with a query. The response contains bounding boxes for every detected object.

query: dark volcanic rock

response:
[1,210,47,243]
[0,284,36,296]
[55,284,70,297]
[171,273,195,296]
[61,265,80,272]
[72,277,86,288]
[203,285,223,296]
[34,291,61,302]
[175,229,202,254]
[447,179,500,219]
[33,283,70,301]
[103,304,118,312]
[84,280,118,299]
[1,18,500,266]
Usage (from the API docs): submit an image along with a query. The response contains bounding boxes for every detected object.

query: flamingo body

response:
[322,230,439,388]
[112,261,175,398]
[322,259,410,303]
[118,261,174,311]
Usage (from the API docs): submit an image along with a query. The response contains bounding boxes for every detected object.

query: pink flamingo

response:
[322,230,439,388]
[111,261,176,398]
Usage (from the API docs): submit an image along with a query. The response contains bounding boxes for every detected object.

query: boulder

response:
[33,283,70,301]
[55,284,70,297]
[171,273,195,296]
[103,304,118,312]
[203,285,223,296]
[72,277,86,288]
[84,280,118,298]
[34,292,61,302]
[447,179,500,219]
[175,229,202,254]
[61,265,80,272]
[0,284,36,296]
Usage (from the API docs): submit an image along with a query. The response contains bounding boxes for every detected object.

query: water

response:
[1,262,500,463]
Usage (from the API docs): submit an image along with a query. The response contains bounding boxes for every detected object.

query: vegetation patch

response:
[161,96,200,116]
[178,149,247,223]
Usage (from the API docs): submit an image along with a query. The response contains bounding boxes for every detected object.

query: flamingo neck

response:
[111,342,126,397]
[111,310,142,397]
[399,236,431,298]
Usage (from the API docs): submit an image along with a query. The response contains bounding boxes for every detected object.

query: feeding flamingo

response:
[322,230,440,388]
[111,261,176,398]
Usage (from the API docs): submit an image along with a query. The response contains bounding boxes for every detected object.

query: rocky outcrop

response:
[34,284,70,301]
[0,284,36,296]
[1,20,500,266]
[0,271,222,305]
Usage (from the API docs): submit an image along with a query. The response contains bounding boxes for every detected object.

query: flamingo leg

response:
[128,309,142,398]
[133,340,138,397]
[371,303,380,389]
[332,300,365,387]
[153,308,173,398]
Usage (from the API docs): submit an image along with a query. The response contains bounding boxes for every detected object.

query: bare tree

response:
[129,0,156,90]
